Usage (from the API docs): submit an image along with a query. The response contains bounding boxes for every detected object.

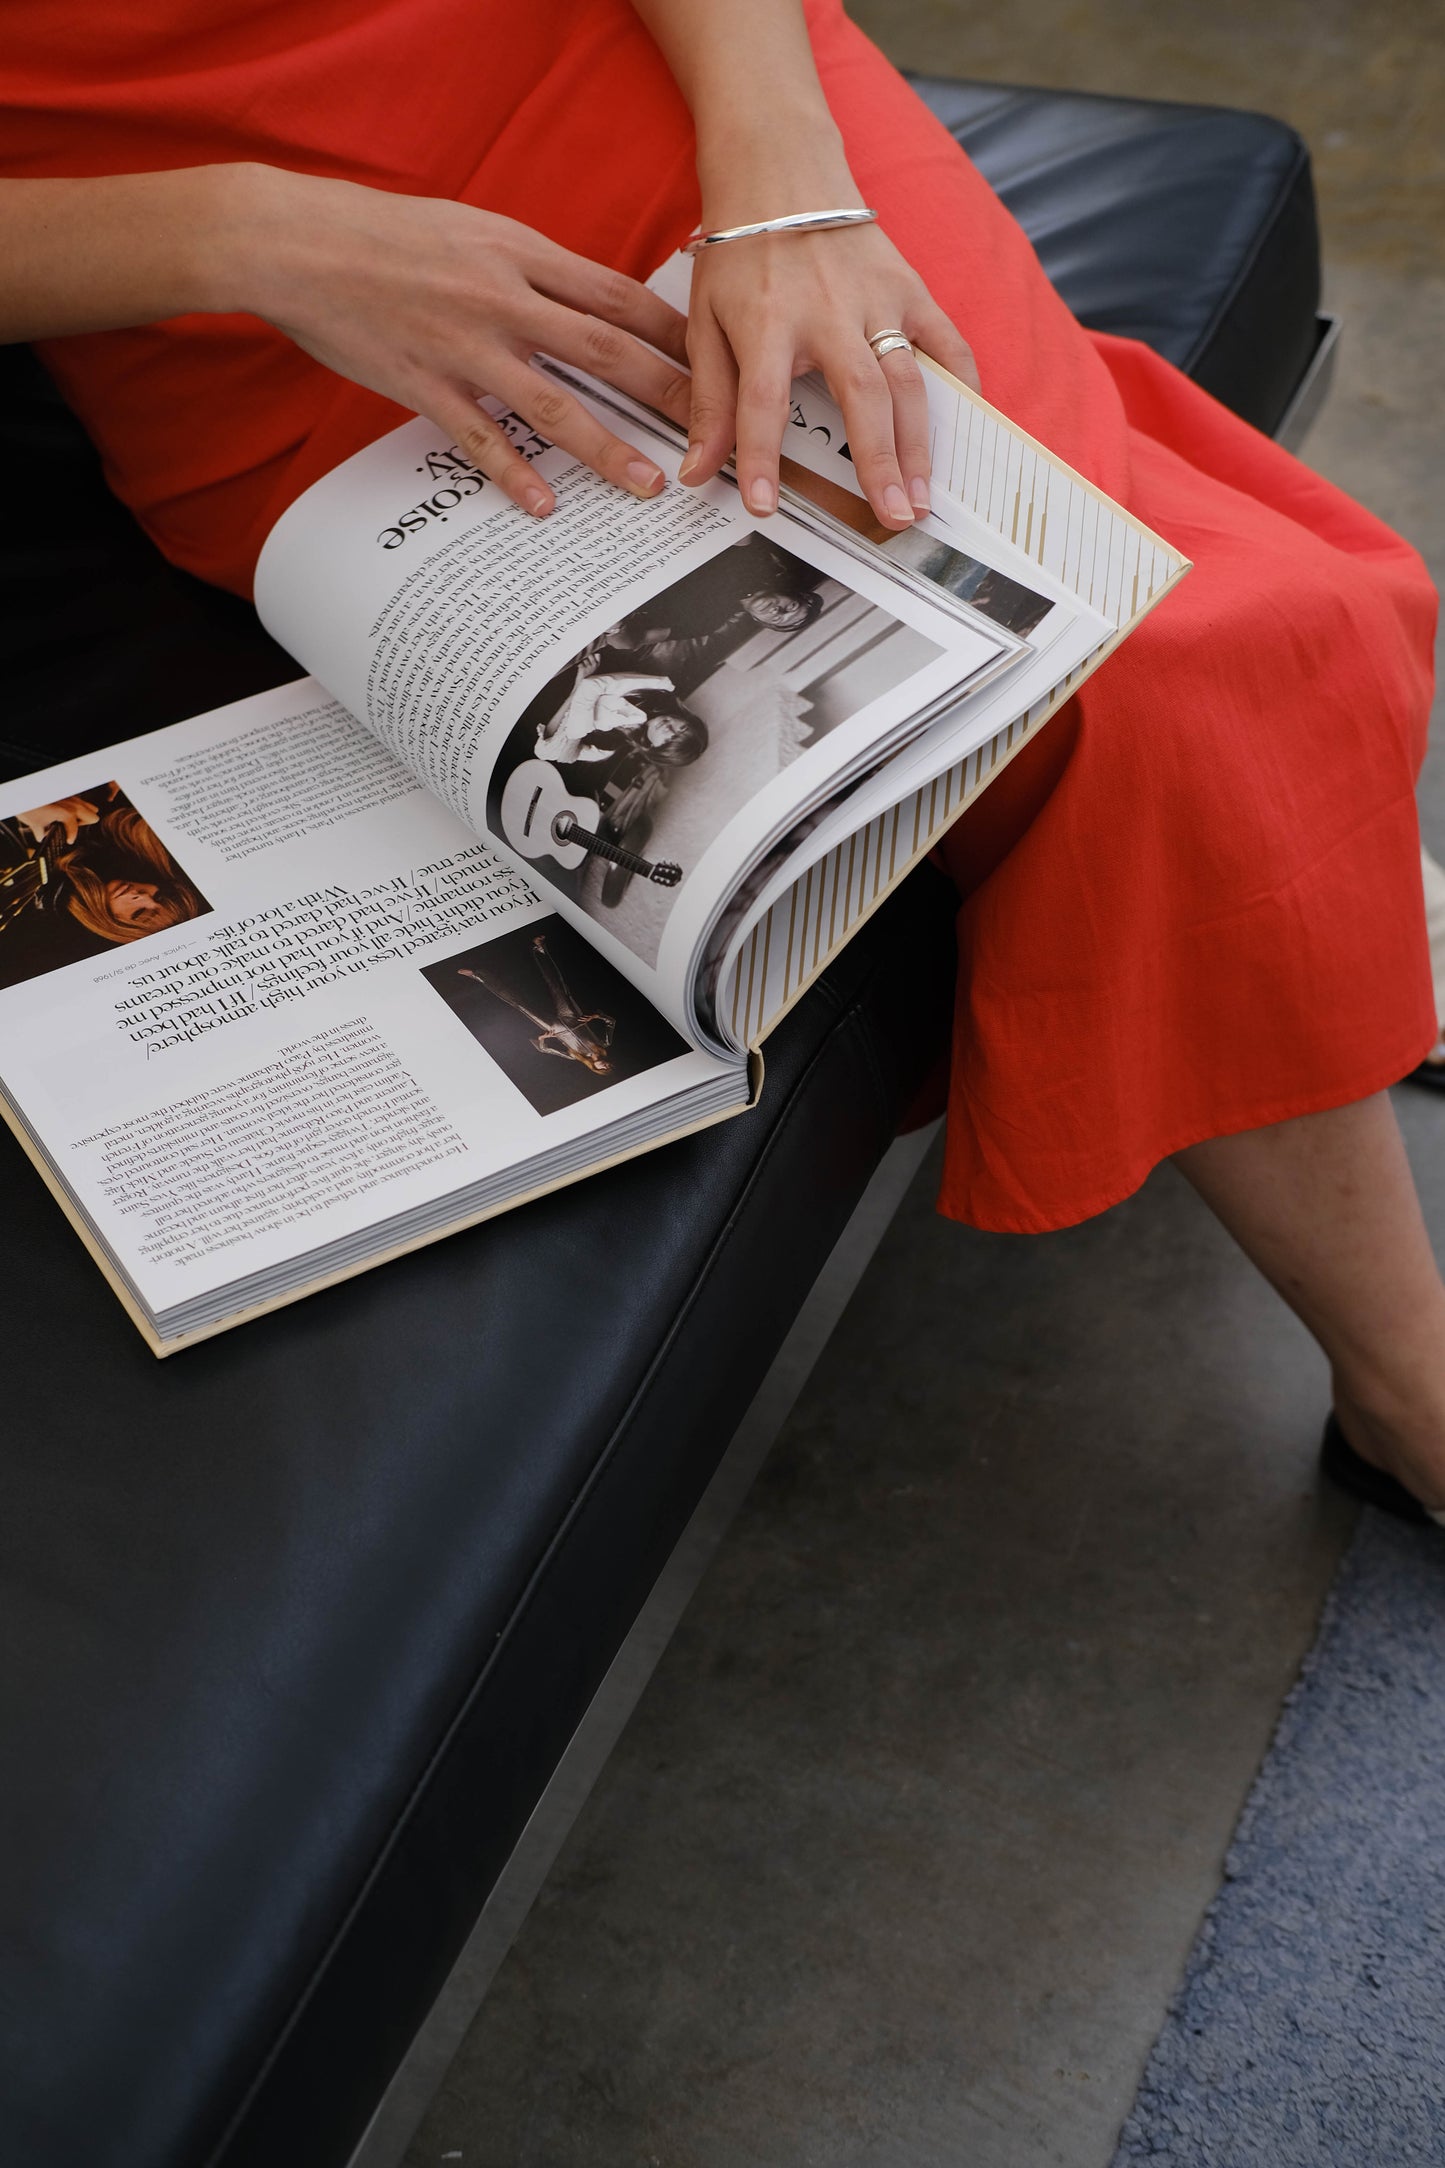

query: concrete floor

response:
[406,5,1444,2163]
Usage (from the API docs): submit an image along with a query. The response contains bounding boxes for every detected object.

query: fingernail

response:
[626,460,665,497]
[884,485,914,525]
[908,476,931,513]
[748,477,777,516]
[678,444,704,483]
[523,487,552,518]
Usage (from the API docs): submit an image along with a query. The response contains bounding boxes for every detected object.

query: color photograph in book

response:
[420,915,690,1116]
[0,780,210,991]
[485,529,943,967]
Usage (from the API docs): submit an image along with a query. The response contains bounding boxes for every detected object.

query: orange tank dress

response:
[3,0,1437,1232]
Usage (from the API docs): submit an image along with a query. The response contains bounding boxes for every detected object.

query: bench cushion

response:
[911,75,1321,436]
[1,861,953,2168]
[0,76,1325,2168]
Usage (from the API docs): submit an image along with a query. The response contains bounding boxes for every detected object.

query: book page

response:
[253,395,1017,1044]
[691,496,1116,1046]
[0,683,743,1338]
[717,356,1192,1048]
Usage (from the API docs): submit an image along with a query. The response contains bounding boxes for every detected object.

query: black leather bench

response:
[0,77,1332,2168]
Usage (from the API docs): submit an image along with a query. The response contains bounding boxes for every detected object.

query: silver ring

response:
[868,330,914,360]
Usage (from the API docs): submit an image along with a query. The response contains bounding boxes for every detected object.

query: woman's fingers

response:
[686,319,933,528]
[679,308,738,487]
[523,299,693,430]
[823,338,914,528]
[419,382,559,516]
[493,353,666,500]
[413,335,678,523]
[405,224,977,533]
[876,339,933,514]
[526,239,690,366]
[908,300,981,395]
[417,367,670,521]
[732,341,795,516]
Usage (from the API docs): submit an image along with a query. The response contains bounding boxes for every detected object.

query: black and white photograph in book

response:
[778,455,1054,637]
[485,530,943,967]
[420,916,691,1116]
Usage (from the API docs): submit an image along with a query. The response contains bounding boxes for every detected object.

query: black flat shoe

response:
[1320,1412,1436,1524]
[1403,1056,1445,1094]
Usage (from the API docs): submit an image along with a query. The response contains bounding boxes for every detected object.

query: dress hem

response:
[935,1025,1439,1236]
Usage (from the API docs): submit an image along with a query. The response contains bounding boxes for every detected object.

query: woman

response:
[60,808,201,943]
[2,0,1442,1517]
[1,790,206,983]
[458,936,616,1077]
[534,660,709,774]
[592,586,826,698]
[1416,847,1445,1089]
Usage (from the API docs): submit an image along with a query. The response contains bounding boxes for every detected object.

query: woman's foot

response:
[1173,1091,1445,1523]
[1329,1387,1445,1520]
[1321,1413,1442,1525]
[1406,1035,1445,1093]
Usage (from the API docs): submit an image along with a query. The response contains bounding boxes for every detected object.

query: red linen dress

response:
[4,0,1436,1231]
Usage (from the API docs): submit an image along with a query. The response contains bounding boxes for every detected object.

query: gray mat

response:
[1113,1511,1445,2166]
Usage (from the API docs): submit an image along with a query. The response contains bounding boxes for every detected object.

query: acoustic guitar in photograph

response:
[0,820,73,935]
[499,759,683,887]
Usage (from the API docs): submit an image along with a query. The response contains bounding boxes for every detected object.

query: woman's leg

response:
[1174,1093,1445,1505]
[1420,845,1445,1069]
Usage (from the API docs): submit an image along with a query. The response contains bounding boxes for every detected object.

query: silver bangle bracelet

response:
[683,206,878,255]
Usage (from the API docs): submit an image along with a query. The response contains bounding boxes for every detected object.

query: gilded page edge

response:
[1,1083,752,1357]
[0,1086,168,1357]
[918,355,1189,577]
[745,555,1193,1050]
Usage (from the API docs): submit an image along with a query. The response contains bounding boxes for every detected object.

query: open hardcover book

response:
[0,256,1189,1352]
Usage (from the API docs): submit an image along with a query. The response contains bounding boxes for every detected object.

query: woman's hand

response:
[683,216,979,528]
[226,166,696,518]
[0,167,698,518]
[16,797,100,845]
[626,0,977,531]
[592,678,673,734]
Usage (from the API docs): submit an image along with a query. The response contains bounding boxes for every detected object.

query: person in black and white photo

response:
[487,530,942,966]
[583,578,824,698]
[530,658,709,795]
